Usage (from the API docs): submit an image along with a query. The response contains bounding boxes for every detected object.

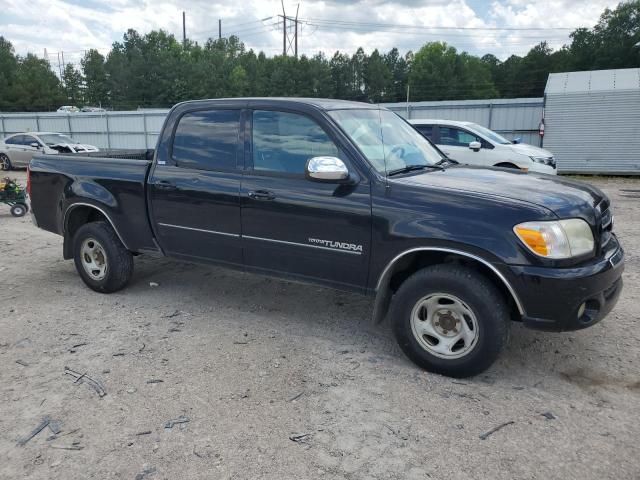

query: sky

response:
[0,0,622,70]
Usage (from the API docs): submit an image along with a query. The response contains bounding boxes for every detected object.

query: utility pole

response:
[282,15,286,55]
[57,52,62,80]
[218,19,222,39]
[406,84,410,118]
[294,4,299,58]
[182,11,186,47]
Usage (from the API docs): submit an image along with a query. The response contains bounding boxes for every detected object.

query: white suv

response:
[409,119,556,175]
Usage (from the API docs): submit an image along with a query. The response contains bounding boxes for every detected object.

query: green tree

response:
[364,49,392,102]
[81,49,109,106]
[0,37,19,110]
[13,54,64,111]
[62,64,83,105]
[228,65,249,96]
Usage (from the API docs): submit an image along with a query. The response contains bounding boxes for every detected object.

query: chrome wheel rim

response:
[0,155,9,170]
[410,293,479,359]
[12,205,24,216]
[80,238,108,281]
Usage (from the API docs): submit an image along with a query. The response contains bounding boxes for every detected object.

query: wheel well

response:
[63,206,108,259]
[376,250,521,323]
[494,162,520,170]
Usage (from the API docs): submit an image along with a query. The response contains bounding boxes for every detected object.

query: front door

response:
[437,126,491,166]
[240,108,371,292]
[148,108,243,266]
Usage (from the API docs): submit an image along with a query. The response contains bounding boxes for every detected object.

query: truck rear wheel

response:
[390,264,510,378]
[72,221,133,293]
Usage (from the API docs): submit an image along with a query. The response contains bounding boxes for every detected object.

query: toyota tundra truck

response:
[28,98,624,377]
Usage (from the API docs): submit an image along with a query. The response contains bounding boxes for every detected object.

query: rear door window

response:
[5,135,23,145]
[415,125,434,140]
[251,110,339,174]
[172,109,241,171]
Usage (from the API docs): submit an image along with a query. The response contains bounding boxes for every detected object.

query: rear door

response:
[240,108,371,292]
[5,135,31,167]
[147,108,243,265]
[18,134,42,167]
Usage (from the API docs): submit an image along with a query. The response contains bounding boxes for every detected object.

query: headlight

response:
[530,156,551,164]
[513,219,594,259]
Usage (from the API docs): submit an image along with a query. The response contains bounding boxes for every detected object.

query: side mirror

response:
[469,141,481,152]
[306,156,349,182]
[512,137,522,144]
[30,142,41,149]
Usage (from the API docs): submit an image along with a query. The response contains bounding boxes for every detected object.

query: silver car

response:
[0,132,99,170]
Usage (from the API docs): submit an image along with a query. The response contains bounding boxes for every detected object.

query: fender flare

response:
[372,247,525,323]
[63,202,130,250]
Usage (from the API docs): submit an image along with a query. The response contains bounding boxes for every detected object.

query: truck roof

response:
[175,97,381,111]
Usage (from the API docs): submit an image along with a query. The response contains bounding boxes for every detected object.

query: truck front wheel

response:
[390,265,510,378]
[72,221,133,293]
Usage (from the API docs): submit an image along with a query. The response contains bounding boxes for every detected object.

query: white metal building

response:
[544,68,640,175]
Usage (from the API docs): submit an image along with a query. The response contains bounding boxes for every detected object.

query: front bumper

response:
[527,162,557,175]
[507,235,624,332]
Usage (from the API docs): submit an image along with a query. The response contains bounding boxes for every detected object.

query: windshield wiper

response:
[435,157,459,166]
[387,164,443,176]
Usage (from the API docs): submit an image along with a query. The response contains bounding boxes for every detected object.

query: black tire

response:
[72,221,134,293]
[10,203,28,217]
[0,154,11,171]
[390,264,510,378]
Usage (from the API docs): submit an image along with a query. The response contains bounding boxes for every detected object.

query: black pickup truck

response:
[28,98,624,377]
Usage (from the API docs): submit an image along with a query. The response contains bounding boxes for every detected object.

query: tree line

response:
[0,1,638,112]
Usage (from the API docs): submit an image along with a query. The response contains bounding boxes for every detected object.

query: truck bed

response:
[29,150,158,253]
[65,149,155,161]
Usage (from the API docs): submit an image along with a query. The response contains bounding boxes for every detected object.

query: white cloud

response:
[0,0,622,66]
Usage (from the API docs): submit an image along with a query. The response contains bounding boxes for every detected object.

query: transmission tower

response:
[280,2,299,57]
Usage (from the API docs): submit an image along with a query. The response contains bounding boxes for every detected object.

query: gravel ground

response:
[1,171,639,480]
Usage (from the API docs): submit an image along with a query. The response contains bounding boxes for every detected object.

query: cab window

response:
[172,109,240,171]
[252,110,339,174]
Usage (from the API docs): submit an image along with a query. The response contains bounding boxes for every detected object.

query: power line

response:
[299,17,579,31]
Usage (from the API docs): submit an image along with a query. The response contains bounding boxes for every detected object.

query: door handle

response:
[155,180,177,191]
[248,190,276,201]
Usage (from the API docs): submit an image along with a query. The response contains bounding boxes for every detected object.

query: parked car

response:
[29,98,623,377]
[57,106,80,113]
[0,132,99,170]
[409,119,556,174]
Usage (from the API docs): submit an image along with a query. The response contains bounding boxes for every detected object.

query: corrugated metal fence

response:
[543,68,640,175]
[0,98,544,150]
[0,111,168,150]
[383,98,544,147]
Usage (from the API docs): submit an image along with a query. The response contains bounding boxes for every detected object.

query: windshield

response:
[329,109,443,174]
[469,123,511,145]
[38,134,75,145]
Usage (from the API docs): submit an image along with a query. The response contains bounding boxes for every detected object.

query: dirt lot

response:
[0,170,639,480]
